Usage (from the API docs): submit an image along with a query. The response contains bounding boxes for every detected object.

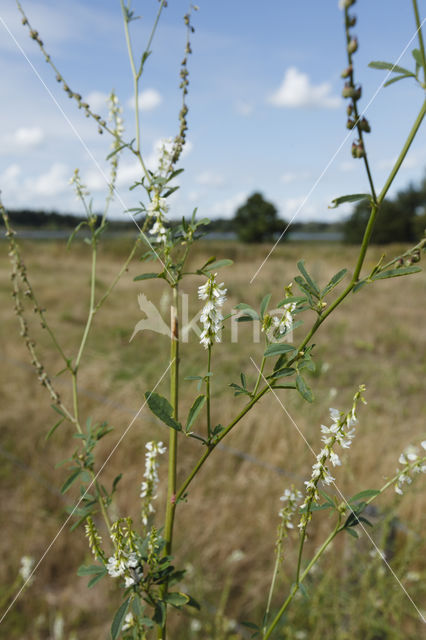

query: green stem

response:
[344,7,377,202]
[263,521,285,634]
[295,527,307,586]
[377,98,426,205]
[120,0,165,184]
[74,237,97,371]
[412,0,426,84]
[263,519,341,640]
[160,286,179,639]
[206,346,212,438]
[253,355,266,397]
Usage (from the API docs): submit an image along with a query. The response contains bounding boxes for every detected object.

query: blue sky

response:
[0,0,425,223]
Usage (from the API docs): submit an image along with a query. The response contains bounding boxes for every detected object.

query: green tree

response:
[344,176,426,244]
[234,192,285,243]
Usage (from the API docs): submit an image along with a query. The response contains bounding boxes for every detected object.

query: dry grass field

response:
[0,237,425,639]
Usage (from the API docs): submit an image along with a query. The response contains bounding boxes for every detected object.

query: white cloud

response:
[281,196,317,220]
[28,163,70,197]
[85,168,108,192]
[0,163,21,190]
[85,90,110,112]
[235,101,253,117]
[210,192,247,219]
[127,89,163,111]
[116,161,142,188]
[281,170,310,184]
[13,127,45,149]
[268,67,340,109]
[196,171,226,188]
[339,160,357,172]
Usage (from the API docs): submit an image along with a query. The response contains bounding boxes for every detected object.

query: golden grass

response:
[0,237,425,638]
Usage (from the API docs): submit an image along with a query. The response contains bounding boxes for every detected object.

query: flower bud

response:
[347,37,358,54]
[342,83,355,98]
[347,15,357,27]
[355,142,365,158]
[346,118,356,130]
[351,142,357,158]
[353,85,362,100]
[358,117,371,133]
[341,65,353,79]
[347,104,354,116]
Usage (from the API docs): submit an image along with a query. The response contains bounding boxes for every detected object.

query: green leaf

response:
[371,266,421,280]
[241,621,260,630]
[111,597,130,640]
[234,305,259,321]
[153,601,166,627]
[145,392,182,431]
[383,74,414,87]
[165,592,190,607]
[321,269,348,297]
[268,367,295,380]
[185,395,206,432]
[277,295,305,307]
[329,193,371,209]
[45,418,64,441]
[297,260,319,296]
[296,374,314,403]
[60,468,82,494]
[264,343,296,358]
[203,258,233,272]
[412,48,423,68]
[352,280,367,293]
[368,60,415,76]
[199,256,216,271]
[260,293,271,319]
[51,403,67,418]
[349,489,380,502]
[88,569,107,588]
[133,272,161,281]
[345,527,359,539]
[184,375,203,381]
[77,564,105,576]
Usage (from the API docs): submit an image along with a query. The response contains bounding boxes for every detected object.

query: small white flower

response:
[190,619,202,632]
[198,273,227,348]
[124,575,136,588]
[19,556,34,582]
[141,441,167,525]
[122,612,135,631]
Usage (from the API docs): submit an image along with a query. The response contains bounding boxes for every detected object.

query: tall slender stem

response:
[412,0,426,84]
[74,238,97,371]
[344,7,377,202]
[206,346,212,438]
[159,286,179,639]
[253,355,266,397]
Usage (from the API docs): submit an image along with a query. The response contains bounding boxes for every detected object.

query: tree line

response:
[3,175,425,244]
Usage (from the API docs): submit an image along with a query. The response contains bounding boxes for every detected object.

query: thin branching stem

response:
[412,0,426,84]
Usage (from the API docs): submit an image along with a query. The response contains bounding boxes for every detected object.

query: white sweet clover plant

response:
[0,1,425,638]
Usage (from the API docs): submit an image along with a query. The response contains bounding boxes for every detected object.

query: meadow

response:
[0,237,425,639]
